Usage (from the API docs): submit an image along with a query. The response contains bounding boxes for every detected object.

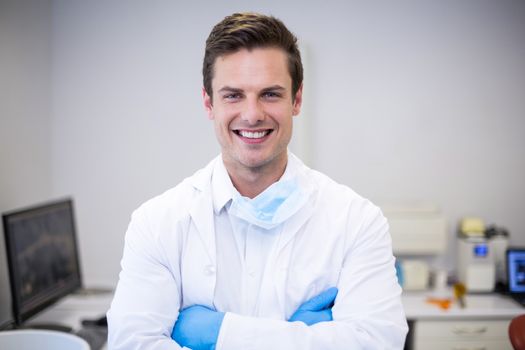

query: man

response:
[107,12,407,349]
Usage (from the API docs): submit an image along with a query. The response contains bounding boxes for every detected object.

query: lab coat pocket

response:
[285,267,339,319]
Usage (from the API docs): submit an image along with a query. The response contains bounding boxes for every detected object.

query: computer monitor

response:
[507,248,525,293]
[2,198,82,325]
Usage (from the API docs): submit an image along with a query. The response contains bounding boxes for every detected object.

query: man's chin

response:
[239,157,270,170]
[232,152,272,170]
[223,148,287,172]
[238,152,288,172]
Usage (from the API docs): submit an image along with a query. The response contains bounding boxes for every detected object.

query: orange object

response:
[426,297,452,310]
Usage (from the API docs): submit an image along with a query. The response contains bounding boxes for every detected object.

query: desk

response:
[402,291,524,350]
[24,290,523,349]
[27,292,113,349]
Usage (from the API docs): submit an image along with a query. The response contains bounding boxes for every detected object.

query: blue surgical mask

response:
[229,178,309,230]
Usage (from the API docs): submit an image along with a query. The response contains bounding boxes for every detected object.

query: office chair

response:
[0,329,89,350]
[509,314,525,350]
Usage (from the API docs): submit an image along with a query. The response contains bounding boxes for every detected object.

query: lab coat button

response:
[248,269,256,277]
[204,265,216,276]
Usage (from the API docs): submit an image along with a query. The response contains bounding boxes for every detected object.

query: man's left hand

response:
[288,287,338,326]
[172,305,225,350]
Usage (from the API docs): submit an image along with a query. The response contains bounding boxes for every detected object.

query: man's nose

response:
[241,98,265,125]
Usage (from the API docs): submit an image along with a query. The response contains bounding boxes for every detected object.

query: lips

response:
[237,130,270,138]
[233,129,273,144]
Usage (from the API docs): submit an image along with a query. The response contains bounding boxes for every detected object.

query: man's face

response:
[203,47,302,173]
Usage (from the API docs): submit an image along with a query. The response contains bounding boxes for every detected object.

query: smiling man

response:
[206,47,300,198]
[108,13,408,350]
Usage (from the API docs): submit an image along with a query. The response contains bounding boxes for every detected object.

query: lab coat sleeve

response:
[215,205,408,350]
[107,208,185,350]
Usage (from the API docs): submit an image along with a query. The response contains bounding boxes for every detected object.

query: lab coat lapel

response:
[188,158,218,263]
[278,201,314,252]
[188,190,216,263]
[267,160,318,317]
[182,160,217,307]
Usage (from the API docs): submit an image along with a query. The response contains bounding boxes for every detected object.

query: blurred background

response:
[1,0,524,291]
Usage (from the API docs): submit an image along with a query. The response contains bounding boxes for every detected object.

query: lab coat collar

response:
[211,157,235,215]
[188,155,219,192]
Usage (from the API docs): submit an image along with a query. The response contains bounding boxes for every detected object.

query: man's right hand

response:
[288,287,338,326]
[172,305,225,350]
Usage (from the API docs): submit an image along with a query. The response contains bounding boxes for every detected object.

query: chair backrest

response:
[0,329,89,350]
[509,314,525,350]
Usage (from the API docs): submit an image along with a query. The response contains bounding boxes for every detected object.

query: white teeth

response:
[238,130,269,139]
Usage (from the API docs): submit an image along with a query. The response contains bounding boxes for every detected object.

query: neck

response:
[224,154,288,199]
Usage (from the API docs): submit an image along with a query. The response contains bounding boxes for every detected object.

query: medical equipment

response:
[486,225,509,284]
[457,218,495,292]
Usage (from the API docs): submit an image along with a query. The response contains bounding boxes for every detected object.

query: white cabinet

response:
[403,289,523,350]
[413,319,513,350]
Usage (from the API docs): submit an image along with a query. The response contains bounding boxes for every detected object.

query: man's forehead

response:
[212,48,292,91]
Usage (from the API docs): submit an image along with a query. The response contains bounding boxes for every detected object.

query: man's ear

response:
[292,84,303,116]
[203,87,214,120]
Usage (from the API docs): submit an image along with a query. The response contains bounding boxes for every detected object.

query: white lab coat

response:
[107,155,408,350]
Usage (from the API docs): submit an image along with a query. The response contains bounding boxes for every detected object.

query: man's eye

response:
[262,91,281,99]
[223,93,241,100]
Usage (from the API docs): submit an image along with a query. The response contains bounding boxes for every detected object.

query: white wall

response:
[307,0,525,268]
[0,0,52,326]
[0,0,52,211]
[1,0,521,286]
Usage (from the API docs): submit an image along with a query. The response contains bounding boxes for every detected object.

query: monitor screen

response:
[2,198,82,325]
[507,249,525,293]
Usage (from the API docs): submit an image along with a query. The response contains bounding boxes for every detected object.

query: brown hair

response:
[203,13,303,101]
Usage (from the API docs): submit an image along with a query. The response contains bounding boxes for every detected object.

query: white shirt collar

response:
[211,151,301,214]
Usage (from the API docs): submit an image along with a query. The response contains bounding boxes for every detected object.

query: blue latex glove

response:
[172,305,225,350]
[288,287,338,326]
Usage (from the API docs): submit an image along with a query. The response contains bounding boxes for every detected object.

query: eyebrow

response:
[217,86,243,94]
[217,85,286,94]
[261,85,286,93]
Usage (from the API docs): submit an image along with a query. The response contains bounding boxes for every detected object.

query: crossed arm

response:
[172,288,339,350]
[108,205,408,349]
